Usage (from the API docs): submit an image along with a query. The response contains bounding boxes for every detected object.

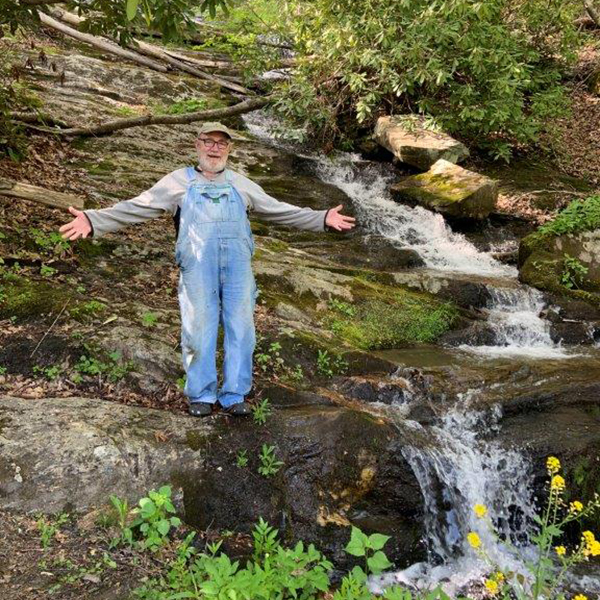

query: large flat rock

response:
[374,116,469,170]
[0,396,425,567]
[0,396,211,513]
[391,159,498,220]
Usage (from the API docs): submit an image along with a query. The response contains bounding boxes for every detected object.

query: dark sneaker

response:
[223,401,252,416]
[189,402,213,417]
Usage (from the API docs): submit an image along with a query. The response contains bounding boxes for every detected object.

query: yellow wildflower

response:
[494,571,505,582]
[590,540,600,556]
[555,545,567,556]
[546,456,561,475]
[467,532,481,549]
[573,595,587,600]
[550,475,566,492]
[582,531,596,545]
[569,500,584,513]
[485,579,499,595]
[474,504,488,518]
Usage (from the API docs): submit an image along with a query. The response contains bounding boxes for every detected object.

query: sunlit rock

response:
[374,116,469,170]
[391,159,498,220]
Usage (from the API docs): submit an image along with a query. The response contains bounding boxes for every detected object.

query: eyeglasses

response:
[198,138,231,150]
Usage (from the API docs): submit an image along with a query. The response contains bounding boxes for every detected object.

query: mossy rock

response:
[391,159,497,220]
[519,196,600,305]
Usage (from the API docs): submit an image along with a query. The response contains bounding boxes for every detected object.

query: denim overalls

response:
[176,167,256,407]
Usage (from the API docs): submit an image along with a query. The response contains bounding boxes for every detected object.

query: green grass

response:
[150,96,226,115]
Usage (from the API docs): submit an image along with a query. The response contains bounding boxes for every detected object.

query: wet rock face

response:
[391,160,498,221]
[182,405,425,567]
[0,396,425,567]
[392,270,492,309]
[374,116,469,170]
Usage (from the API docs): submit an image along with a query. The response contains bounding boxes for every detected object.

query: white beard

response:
[198,155,227,173]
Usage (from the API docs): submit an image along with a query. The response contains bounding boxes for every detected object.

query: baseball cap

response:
[197,121,233,139]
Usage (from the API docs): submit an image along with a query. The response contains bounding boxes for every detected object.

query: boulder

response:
[391,160,498,220]
[519,229,600,296]
[374,116,469,170]
[0,396,210,513]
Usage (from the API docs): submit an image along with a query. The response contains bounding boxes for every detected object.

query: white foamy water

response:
[243,111,579,357]
[374,396,539,595]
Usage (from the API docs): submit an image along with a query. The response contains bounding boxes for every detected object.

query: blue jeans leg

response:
[218,239,256,408]
[178,245,220,404]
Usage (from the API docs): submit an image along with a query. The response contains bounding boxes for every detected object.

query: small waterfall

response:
[314,157,515,278]
[373,396,538,593]
[460,287,573,358]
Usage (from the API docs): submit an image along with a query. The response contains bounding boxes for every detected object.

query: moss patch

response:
[0,276,73,321]
[326,295,458,350]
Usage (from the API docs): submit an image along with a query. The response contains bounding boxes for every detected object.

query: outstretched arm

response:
[59,170,186,240]
[238,175,356,232]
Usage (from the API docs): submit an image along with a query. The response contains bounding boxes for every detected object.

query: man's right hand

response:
[59,206,92,240]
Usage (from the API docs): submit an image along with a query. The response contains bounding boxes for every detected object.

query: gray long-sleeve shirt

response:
[84,167,329,237]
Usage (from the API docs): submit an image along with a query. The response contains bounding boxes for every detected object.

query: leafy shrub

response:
[133,517,332,600]
[538,195,600,238]
[561,255,588,289]
[111,486,181,551]
[276,0,582,159]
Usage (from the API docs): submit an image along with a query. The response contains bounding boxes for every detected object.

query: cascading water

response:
[243,110,573,357]
[372,394,539,593]
[312,155,575,358]
[242,111,596,593]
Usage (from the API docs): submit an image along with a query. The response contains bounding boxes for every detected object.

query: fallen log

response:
[38,13,169,73]
[10,112,69,129]
[49,8,252,95]
[0,177,84,210]
[51,95,271,138]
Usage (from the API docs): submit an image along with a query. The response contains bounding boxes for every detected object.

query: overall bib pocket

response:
[193,186,233,223]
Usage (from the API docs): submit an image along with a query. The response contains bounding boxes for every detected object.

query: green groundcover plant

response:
[113,456,600,600]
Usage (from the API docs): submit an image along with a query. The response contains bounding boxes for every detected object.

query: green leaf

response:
[367,533,391,551]
[367,550,392,574]
[345,526,368,557]
[156,519,170,535]
[126,0,139,21]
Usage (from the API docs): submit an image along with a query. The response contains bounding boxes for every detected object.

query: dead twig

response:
[30,300,70,358]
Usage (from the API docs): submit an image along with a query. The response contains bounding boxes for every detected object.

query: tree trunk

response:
[38,13,169,73]
[52,96,271,138]
[0,178,84,210]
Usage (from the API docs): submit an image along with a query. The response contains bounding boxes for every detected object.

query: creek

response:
[244,111,600,593]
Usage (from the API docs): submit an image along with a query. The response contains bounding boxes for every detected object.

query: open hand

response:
[326,204,356,232]
[59,206,92,241]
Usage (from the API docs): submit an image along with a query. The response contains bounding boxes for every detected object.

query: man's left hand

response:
[326,205,356,232]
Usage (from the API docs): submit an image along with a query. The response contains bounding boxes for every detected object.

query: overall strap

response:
[186,166,197,184]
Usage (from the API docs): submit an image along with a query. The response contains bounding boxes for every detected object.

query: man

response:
[60,122,356,416]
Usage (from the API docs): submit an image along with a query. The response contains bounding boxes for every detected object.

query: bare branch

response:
[52,96,271,138]
[584,0,600,26]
